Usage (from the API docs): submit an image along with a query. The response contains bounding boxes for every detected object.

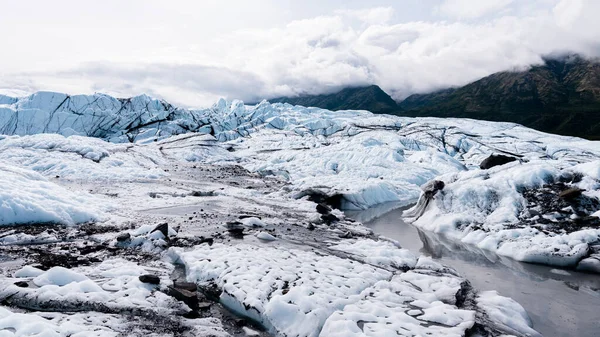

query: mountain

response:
[268,85,399,114]
[397,55,600,140]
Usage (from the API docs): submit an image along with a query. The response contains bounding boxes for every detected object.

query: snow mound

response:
[0,163,102,226]
[0,305,230,337]
[2,259,187,315]
[0,134,167,181]
[406,160,600,268]
[169,242,537,337]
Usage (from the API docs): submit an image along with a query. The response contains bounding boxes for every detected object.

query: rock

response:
[294,189,344,209]
[573,215,599,226]
[422,180,445,197]
[316,203,332,215]
[339,231,353,239]
[116,232,131,242]
[479,154,517,169]
[190,191,215,197]
[559,187,583,200]
[239,214,262,220]
[224,221,244,231]
[14,281,28,288]
[151,223,170,239]
[197,302,212,310]
[167,286,199,310]
[224,221,245,237]
[139,274,160,285]
[173,281,197,292]
[198,237,214,246]
[307,223,315,231]
[321,213,339,224]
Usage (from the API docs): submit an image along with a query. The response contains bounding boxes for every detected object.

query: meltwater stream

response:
[347,203,600,337]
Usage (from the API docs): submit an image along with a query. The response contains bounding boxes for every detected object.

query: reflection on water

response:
[347,203,600,337]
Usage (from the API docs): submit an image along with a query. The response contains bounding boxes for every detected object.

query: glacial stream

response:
[347,203,600,337]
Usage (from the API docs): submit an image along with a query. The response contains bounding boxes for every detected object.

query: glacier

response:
[1,90,599,336]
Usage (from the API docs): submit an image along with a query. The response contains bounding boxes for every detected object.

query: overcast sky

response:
[0,0,598,107]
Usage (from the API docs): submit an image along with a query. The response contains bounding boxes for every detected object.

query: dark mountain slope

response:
[268,85,399,114]
[398,55,600,139]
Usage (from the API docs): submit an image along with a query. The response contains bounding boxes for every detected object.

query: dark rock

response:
[321,213,339,224]
[116,232,131,242]
[197,302,212,310]
[295,189,344,210]
[200,282,222,300]
[307,223,315,231]
[238,214,262,220]
[14,281,28,288]
[199,237,214,246]
[168,286,198,310]
[183,311,201,319]
[339,231,353,239]
[151,223,170,239]
[190,191,215,197]
[234,318,247,327]
[224,221,245,237]
[422,180,445,198]
[79,245,104,255]
[559,187,583,199]
[479,154,517,169]
[316,203,332,215]
[139,274,160,285]
[573,215,599,226]
[224,221,244,231]
[173,281,197,292]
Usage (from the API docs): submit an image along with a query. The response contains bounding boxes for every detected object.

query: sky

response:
[0,0,599,107]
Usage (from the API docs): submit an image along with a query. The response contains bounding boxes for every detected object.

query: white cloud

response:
[336,7,395,24]
[0,1,598,107]
[436,0,514,19]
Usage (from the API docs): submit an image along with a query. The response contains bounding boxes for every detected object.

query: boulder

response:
[559,187,583,200]
[151,223,170,239]
[479,154,517,169]
[422,180,445,198]
[167,286,199,310]
[139,274,160,285]
[116,232,131,242]
[173,281,197,292]
[316,203,332,215]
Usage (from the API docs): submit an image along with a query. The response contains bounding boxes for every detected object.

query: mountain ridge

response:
[266,55,600,139]
[398,55,600,139]
[267,85,399,114]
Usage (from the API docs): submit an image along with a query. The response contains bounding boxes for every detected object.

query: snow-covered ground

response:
[2,90,599,336]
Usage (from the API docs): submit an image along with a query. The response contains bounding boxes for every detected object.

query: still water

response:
[347,203,600,337]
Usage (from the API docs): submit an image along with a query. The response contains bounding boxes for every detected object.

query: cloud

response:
[436,0,514,19]
[0,1,599,107]
[336,7,395,24]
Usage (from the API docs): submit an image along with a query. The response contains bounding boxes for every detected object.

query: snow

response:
[0,91,594,335]
[255,231,276,241]
[477,291,542,337]
[13,265,45,278]
[169,241,536,337]
[33,266,90,286]
[405,159,600,268]
[0,163,102,226]
[0,259,188,316]
[170,242,392,336]
[0,134,167,181]
[0,305,230,337]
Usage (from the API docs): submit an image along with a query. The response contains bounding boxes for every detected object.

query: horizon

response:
[1,0,599,108]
